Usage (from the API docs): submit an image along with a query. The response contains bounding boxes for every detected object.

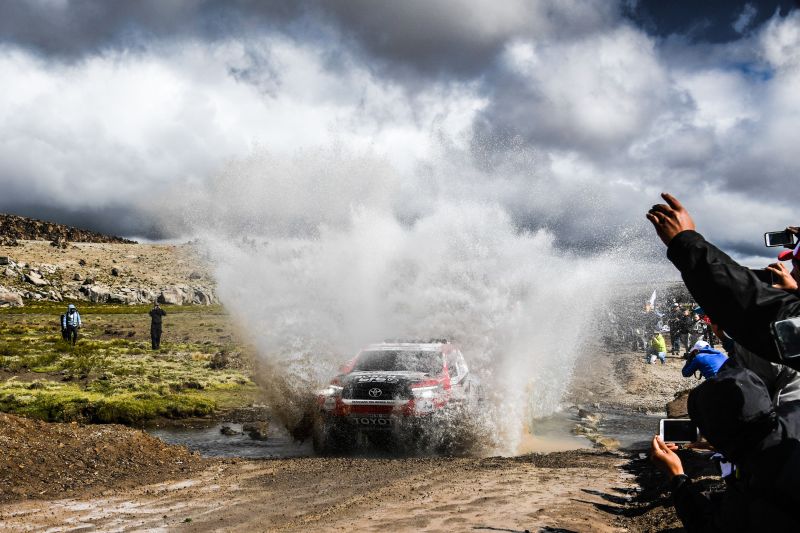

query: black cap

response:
[688,366,776,460]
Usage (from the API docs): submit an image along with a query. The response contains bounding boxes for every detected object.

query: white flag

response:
[648,289,657,307]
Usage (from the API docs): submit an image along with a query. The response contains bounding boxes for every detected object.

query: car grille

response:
[345,381,408,401]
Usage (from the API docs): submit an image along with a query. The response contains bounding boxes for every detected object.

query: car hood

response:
[340,371,432,386]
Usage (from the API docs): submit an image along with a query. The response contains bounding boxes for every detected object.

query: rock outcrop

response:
[0,286,23,307]
[0,236,215,306]
[0,213,136,244]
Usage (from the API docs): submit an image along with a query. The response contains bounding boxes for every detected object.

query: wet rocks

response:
[243,422,269,441]
[666,389,690,418]
[220,426,241,436]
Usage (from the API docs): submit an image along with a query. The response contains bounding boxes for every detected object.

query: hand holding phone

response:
[765,230,799,248]
[659,418,699,444]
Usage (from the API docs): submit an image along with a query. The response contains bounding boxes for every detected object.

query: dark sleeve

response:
[666,231,800,367]
[160,309,167,316]
[671,476,748,533]
[671,476,714,532]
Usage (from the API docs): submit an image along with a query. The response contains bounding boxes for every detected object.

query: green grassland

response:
[0,304,259,424]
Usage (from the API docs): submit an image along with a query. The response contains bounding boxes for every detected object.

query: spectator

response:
[681,340,728,380]
[61,304,81,345]
[647,330,667,364]
[645,193,800,369]
[650,366,800,531]
[675,309,693,354]
[634,303,659,352]
[668,303,682,355]
[728,341,800,405]
[148,302,167,350]
[767,240,800,296]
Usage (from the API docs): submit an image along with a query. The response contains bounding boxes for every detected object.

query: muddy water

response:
[148,423,313,458]
[595,409,663,450]
[146,408,655,458]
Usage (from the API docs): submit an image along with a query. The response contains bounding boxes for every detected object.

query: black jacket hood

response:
[688,365,778,461]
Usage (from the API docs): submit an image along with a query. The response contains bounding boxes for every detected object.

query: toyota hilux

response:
[312,340,481,454]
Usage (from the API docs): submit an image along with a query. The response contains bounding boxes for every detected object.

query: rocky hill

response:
[0,213,136,245]
[0,214,215,307]
[0,240,215,307]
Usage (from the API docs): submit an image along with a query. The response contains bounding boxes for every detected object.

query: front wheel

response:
[312,415,354,456]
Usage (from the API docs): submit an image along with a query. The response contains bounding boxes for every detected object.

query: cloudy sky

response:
[1,0,798,261]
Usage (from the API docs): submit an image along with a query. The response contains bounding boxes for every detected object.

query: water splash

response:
[183,147,666,455]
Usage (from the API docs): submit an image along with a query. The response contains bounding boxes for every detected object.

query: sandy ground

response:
[0,346,694,532]
[1,452,634,533]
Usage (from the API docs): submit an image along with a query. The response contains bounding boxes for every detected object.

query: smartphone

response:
[751,268,775,285]
[772,316,800,362]
[765,230,798,248]
[659,418,699,443]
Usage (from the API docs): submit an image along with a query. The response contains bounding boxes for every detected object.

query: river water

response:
[146,408,657,459]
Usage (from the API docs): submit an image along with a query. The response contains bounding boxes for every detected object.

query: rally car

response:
[312,340,481,454]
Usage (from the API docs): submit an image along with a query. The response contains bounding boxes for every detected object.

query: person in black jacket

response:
[646,193,800,370]
[148,302,167,350]
[650,365,800,532]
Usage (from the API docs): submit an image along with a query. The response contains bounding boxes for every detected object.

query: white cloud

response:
[0,37,484,215]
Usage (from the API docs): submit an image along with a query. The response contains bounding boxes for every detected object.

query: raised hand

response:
[646,193,697,246]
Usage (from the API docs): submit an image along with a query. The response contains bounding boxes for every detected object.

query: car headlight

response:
[411,385,440,399]
[319,385,343,397]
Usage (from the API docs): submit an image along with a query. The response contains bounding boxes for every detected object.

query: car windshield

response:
[352,350,441,374]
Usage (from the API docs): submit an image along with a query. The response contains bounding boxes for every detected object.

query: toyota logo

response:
[368,388,383,398]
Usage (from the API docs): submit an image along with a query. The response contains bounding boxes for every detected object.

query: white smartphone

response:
[659,418,699,444]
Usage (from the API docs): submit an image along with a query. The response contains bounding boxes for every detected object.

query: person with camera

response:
[647,329,667,364]
[650,365,800,531]
[681,340,727,380]
[148,301,167,350]
[645,193,800,370]
[766,240,800,296]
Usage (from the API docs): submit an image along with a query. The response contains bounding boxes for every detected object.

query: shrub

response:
[0,344,21,357]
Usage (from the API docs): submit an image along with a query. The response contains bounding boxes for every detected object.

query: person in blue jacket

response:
[61,303,82,345]
[681,340,727,380]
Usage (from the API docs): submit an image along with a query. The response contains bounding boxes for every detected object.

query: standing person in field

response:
[149,302,167,350]
[62,304,82,345]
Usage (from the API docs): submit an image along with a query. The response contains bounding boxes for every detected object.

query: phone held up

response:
[751,268,775,285]
[765,230,798,248]
[659,418,699,444]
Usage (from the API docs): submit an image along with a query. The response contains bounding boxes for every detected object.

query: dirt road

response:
[0,348,693,532]
[1,451,637,532]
